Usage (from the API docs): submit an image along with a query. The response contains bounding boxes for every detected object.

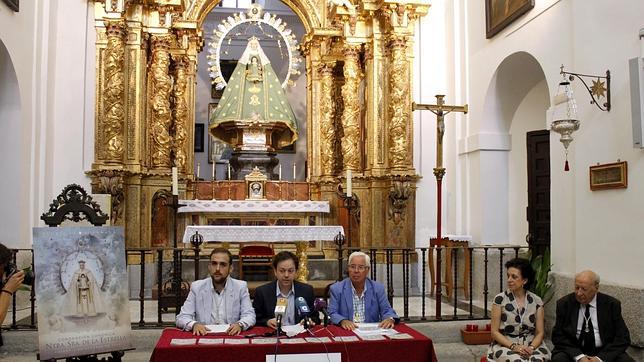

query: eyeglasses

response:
[348,264,368,271]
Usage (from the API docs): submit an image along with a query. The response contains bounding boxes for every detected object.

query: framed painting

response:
[208,102,232,163]
[589,161,628,191]
[194,123,204,152]
[485,0,534,38]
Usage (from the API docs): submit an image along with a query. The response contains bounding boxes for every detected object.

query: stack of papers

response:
[353,323,399,338]
[170,338,197,346]
[205,324,230,334]
[198,338,224,345]
[281,324,305,337]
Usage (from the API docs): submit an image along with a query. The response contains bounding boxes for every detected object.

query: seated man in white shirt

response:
[176,248,256,335]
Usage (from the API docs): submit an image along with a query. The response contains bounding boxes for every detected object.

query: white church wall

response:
[0,40,24,248]
[458,0,644,287]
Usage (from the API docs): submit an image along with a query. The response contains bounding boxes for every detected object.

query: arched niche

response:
[466,51,550,245]
[0,39,24,247]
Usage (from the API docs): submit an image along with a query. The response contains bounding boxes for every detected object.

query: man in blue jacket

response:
[328,251,399,330]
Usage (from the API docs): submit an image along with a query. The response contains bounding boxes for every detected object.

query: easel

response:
[412,95,467,319]
[39,184,131,361]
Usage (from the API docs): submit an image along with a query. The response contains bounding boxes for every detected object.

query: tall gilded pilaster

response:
[386,35,411,170]
[102,19,126,164]
[148,34,173,169]
[340,44,362,171]
[171,55,189,172]
[318,62,336,176]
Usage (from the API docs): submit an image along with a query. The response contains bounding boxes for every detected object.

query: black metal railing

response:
[2,244,530,330]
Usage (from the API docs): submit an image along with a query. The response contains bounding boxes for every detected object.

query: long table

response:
[150,323,437,362]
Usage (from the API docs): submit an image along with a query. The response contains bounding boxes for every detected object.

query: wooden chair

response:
[429,237,471,299]
[238,244,275,281]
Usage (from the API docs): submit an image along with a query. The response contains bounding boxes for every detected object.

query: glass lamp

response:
[551,78,580,171]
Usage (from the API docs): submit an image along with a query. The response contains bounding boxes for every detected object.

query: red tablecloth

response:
[150,323,437,362]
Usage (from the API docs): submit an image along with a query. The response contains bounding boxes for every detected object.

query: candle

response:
[171,167,178,196]
[227,163,231,180]
[346,169,352,197]
[279,164,282,181]
[293,163,296,181]
[212,162,216,180]
[196,162,200,180]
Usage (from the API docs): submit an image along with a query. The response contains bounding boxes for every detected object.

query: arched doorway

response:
[472,51,550,247]
[0,39,24,248]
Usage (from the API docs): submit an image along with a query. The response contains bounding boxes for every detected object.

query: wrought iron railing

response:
[2,244,530,330]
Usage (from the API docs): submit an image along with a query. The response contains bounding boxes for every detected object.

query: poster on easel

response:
[33,226,133,360]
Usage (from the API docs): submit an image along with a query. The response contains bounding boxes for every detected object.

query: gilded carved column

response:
[172,55,189,172]
[341,44,362,171]
[148,35,173,168]
[318,62,336,176]
[387,35,411,169]
[102,19,127,163]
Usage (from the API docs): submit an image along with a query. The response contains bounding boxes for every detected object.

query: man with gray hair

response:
[551,270,633,362]
[328,251,399,330]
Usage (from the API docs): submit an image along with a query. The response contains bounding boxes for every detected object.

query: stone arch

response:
[190,0,322,31]
[0,39,24,247]
[467,51,550,245]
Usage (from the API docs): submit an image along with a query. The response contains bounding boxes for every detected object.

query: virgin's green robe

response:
[209,56,298,150]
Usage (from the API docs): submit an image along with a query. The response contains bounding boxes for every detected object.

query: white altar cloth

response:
[178,200,330,214]
[183,225,344,244]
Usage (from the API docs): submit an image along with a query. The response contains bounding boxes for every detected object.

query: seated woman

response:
[487,258,551,362]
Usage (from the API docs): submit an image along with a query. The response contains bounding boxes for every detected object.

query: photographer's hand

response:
[3,270,25,293]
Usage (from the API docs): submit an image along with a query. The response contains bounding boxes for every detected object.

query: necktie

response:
[579,304,596,355]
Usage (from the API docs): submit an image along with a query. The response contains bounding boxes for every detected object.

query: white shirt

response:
[186,278,228,331]
[275,283,295,326]
[574,294,603,362]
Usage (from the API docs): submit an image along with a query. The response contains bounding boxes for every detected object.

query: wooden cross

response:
[413,95,468,178]
[413,95,467,319]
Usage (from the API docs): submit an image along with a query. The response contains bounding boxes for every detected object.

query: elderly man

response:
[551,270,633,362]
[328,251,399,330]
[176,247,256,336]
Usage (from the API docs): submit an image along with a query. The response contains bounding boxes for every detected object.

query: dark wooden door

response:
[526,130,551,256]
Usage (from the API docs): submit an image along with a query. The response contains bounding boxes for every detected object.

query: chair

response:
[428,237,471,299]
[238,244,275,281]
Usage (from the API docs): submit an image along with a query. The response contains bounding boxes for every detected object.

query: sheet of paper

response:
[355,323,380,330]
[205,324,230,334]
[305,337,332,343]
[224,338,249,344]
[198,338,224,345]
[252,338,279,344]
[387,333,413,340]
[279,338,307,344]
[333,336,360,342]
[357,334,386,341]
[170,338,197,346]
[281,324,305,337]
[354,326,398,338]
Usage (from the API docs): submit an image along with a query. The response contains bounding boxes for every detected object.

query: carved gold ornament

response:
[207,4,302,91]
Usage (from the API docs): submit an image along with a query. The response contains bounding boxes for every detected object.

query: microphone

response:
[314,298,328,327]
[274,297,288,331]
[295,296,311,330]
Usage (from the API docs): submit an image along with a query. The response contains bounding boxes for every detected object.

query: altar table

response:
[150,323,437,362]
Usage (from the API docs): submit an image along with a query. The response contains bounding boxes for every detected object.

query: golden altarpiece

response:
[87,0,429,263]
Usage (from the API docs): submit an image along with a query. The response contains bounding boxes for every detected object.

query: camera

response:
[3,263,34,287]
